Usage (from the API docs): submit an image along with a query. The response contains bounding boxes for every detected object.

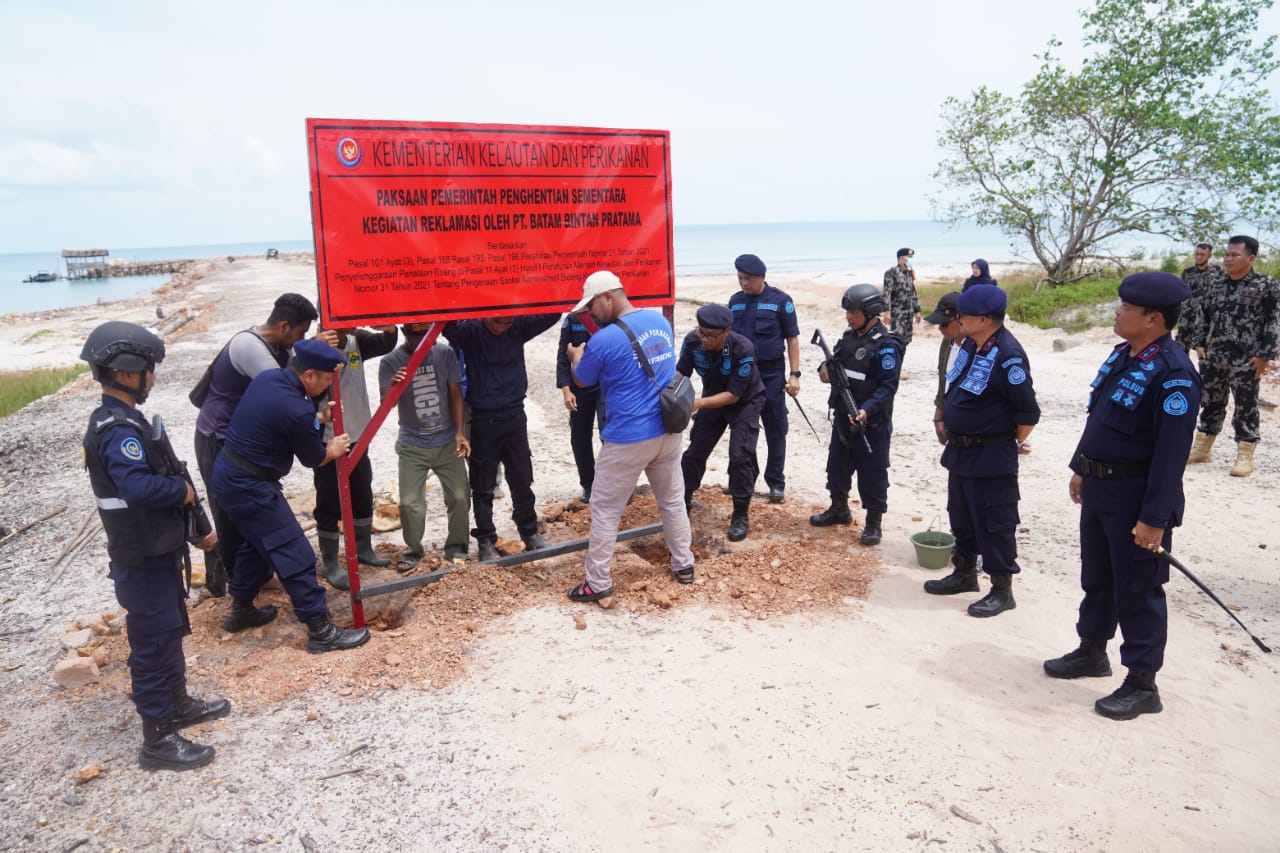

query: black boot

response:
[727,498,750,542]
[138,717,215,771]
[172,683,231,729]
[1044,638,1112,679]
[968,572,1016,617]
[859,510,883,546]
[306,617,371,654]
[809,492,852,527]
[221,597,278,633]
[523,533,549,551]
[354,518,390,567]
[318,531,348,590]
[923,554,980,595]
[477,539,500,561]
[1095,669,1162,720]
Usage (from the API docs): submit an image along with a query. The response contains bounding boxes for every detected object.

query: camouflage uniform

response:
[882,265,920,346]
[1175,263,1222,352]
[1191,269,1280,443]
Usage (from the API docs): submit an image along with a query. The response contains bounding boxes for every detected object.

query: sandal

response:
[673,567,695,585]
[568,581,613,602]
[395,552,420,573]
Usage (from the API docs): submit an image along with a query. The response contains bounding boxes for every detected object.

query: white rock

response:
[53,656,100,689]
[60,629,93,650]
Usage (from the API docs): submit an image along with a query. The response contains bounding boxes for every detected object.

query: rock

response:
[53,656,100,689]
[1052,337,1085,351]
[542,501,567,521]
[629,580,649,592]
[60,628,93,650]
[306,710,319,721]
[597,595,617,610]
[573,612,587,630]
[648,591,673,610]
[385,652,403,667]
[92,649,110,668]
[73,763,101,784]
[64,793,83,806]
[911,514,924,522]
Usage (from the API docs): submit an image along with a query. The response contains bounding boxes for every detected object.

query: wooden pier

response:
[61,249,193,281]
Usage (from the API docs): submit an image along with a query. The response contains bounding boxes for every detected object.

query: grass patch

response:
[22,329,54,343]
[0,365,88,419]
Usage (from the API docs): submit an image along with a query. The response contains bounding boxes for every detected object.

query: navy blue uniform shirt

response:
[677,329,766,421]
[942,325,1040,477]
[556,315,596,390]
[222,368,327,478]
[443,315,560,414]
[730,284,800,364]
[1070,333,1201,528]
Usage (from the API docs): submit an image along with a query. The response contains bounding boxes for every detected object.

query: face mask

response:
[906,258,914,268]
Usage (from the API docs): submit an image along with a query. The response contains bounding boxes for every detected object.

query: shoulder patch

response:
[784,301,795,314]
[1001,357,1024,368]
[1008,366,1028,385]
[1163,378,1193,389]
[738,362,752,378]
[120,436,145,461]
[881,355,897,371]
[1163,391,1190,416]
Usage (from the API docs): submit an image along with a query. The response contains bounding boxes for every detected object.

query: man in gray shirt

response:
[378,324,471,567]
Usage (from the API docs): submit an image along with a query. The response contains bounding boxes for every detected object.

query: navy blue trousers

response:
[947,472,1021,575]
[110,555,189,719]
[1076,494,1171,672]
[752,366,790,491]
[212,456,329,623]
[682,399,764,501]
[825,422,891,512]
[568,386,604,492]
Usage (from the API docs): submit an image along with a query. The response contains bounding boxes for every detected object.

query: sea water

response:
[1,222,1176,315]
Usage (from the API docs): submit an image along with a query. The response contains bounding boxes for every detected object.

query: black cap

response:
[924,292,960,325]
[897,247,914,259]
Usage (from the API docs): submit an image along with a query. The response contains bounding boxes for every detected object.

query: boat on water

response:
[23,271,60,283]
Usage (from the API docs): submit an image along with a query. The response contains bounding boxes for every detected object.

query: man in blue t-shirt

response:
[565,271,695,601]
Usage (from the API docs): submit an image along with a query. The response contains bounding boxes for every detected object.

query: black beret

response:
[1118,271,1192,307]
[294,338,344,372]
[696,304,733,329]
[734,254,766,276]
[956,284,1007,315]
[896,247,915,259]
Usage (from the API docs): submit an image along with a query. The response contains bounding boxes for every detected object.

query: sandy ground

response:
[0,256,1277,852]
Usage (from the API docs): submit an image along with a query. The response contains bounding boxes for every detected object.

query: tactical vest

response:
[83,406,185,565]
[829,325,897,423]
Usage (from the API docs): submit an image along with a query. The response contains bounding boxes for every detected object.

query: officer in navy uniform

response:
[1045,272,1202,720]
[211,338,370,653]
[556,313,603,503]
[81,322,229,771]
[924,284,1040,617]
[809,284,903,546]
[730,254,802,503]
[678,303,767,541]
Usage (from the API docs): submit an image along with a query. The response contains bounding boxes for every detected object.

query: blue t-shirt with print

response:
[574,309,675,444]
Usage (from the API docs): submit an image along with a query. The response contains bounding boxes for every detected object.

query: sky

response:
[1,0,1277,254]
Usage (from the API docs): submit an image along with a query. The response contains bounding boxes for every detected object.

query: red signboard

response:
[306,119,673,327]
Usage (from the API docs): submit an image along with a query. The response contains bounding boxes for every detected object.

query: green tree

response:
[933,0,1280,284]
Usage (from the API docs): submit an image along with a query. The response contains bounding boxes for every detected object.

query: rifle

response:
[811,328,872,453]
[151,414,226,596]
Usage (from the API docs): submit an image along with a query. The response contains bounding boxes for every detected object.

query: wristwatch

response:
[789,370,802,377]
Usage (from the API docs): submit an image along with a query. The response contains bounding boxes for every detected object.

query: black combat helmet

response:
[841,283,886,315]
[81,322,166,404]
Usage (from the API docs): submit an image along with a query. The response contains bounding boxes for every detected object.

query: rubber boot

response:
[727,497,750,542]
[221,597,278,633]
[172,683,231,729]
[1229,441,1256,477]
[318,531,348,590]
[354,518,390,567]
[859,509,883,546]
[1187,432,1215,464]
[1095,669,1162,720]
[1044,638,1112,679]
[924,553,979,595]
[306,617,371,654]
[477,539,499,561]
[138,717,215,771]
[810,492,852,527]
[968,572,1016,617]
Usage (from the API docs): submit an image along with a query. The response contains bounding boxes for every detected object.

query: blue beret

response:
[734,254,766,277]
[1118,271,1191,307]
[294,338,344,372]
[956,284,1007,316]
[696,304,733,329]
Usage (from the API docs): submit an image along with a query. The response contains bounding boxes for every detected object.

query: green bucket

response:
[910,521,955,570]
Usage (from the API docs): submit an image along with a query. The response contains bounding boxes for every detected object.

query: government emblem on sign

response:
[337,137,362,168]
[1164,391,1189,416]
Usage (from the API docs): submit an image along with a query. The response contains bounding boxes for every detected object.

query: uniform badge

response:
[881,355,896,370]
[1164,391,1189,416]
[854,347,867,360]
[784,301,795,314]
[120,437,144,461]
[1008,366,1027,385]
[738,362,752,378]
[348,352,362,369]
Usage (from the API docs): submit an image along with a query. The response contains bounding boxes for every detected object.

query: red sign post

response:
[305,119,673,627]
[306,119,673,326]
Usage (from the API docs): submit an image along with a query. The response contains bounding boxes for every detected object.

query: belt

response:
[945,431,1015,448]
[221,447,281,482]
[1076,454,1149,479]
